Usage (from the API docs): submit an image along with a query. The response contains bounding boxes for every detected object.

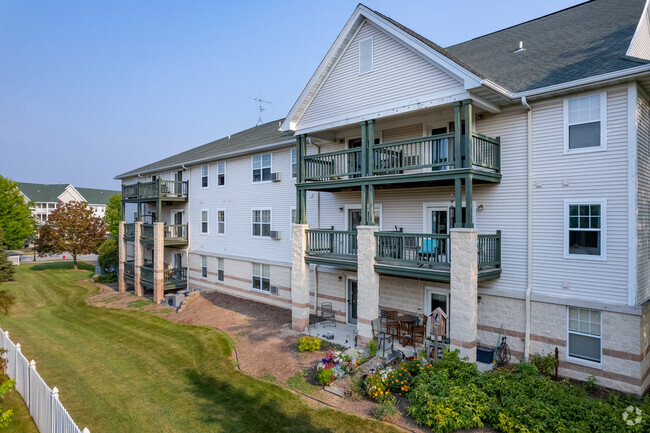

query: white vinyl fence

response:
[0,328,89,433]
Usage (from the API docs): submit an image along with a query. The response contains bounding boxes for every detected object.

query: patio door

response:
[425,206,449,260]
[174,170,183,195]
[173,253,182,269]
[425,287,449,336]
[347,278,358,325]
[172,211,184,238]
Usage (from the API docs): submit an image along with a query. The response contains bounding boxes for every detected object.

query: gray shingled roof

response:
[116,119,293,179]
[445,0,648,93]
[17,183,119,204]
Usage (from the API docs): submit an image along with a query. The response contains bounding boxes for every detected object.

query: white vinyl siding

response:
[358,36,373,75]
[201,256,207,278]
[252,153,272,183]
[564,93,606,153]
[637,93,650,304]
[217,209,225,235]
[201,209,209,234]
[217,161,226,187]
[567,307,602,364]
[296,21,463,130]
[252,263,270,292]
[201,164,209,188]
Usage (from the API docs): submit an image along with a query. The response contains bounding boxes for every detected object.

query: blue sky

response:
[0,0,583,190]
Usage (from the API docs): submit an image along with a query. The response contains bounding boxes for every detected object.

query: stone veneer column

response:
[291,224,310,331]
[118,221,126,292]
[133,222,143,297]
[153,222,165,304]
[356,225,379,347]
[450,228,478,362]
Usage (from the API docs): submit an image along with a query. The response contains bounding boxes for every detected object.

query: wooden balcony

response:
[140,265,187,289]
[303,228,501,281]
[122,179,188,202]
[301,131,500,190]
[135,224,188,246]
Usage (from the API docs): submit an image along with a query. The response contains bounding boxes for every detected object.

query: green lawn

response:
[0,262,399,433]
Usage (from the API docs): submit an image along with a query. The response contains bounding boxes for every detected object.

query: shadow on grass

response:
[29,262,94,272]
[184,369,334,433]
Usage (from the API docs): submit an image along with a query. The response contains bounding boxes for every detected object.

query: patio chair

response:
[372,318,391,356]
[384,310,400,340]
[412,314,427,345]
[418,238,437,268]
[319,302,336,327]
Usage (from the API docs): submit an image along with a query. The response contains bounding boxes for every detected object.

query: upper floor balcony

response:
[300,131,499,189]
[121,179,188,202]
[304,228,501,282]
[123,222,188,246]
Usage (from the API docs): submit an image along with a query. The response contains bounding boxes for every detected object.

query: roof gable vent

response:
[359,36,373,75]
[513,41,526,53]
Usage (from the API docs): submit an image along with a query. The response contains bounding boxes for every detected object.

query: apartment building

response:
[117,0,650,394]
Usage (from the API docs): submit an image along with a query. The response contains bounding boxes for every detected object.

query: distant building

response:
[17,182,120,224]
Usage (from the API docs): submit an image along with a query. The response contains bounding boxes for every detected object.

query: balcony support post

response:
[464,99,473,168]
[450,228,478,362]
[356,225,380,347]
[465,174,473,228]
[454,178,462,228]
[118,221,126,293]
[361,185,367,225]
[291,223,310,331]
[153,222,165,304]
[295,135,307,224]
[453,101,462,169]
[367,184,375,225]
[134,222,143,296]
[367,119,375,176]
[156,200,161,223]
[360,121,368,177]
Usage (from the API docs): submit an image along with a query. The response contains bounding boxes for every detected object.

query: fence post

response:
[51,387,58,433]
[2,331,7,352]
[15,343,20,380]
[28,360,35,410]
[82,428,90,433]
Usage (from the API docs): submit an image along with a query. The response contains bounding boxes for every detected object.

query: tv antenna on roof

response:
[249,96,271,126]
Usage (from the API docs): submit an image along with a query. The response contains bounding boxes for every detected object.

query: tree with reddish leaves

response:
[35,201,108,270]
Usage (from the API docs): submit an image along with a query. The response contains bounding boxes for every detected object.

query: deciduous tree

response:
[0,175,34,249]
[35,201,108,270]
[104,194,122,238]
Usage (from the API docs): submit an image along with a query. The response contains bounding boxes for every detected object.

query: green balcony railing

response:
[124,261,135,278]
[140,265,154,283]
[124,223,135,238]
[471,133,500,171]
[140,224,154,240]
[375,232,450,267]
[306,229,358,257]
[164,224,188,241]
[478,231,501,268]
[122,179,188,200]
[372,133,455,174]
[303,149,362,181]
[164,267,187,284]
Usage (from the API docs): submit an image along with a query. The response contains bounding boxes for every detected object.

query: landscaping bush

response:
[296,335,321,352]
[315,368,335,386]
[98,238,118,273]
[94,273,117,283]
[346,376,365,401]
[373,401,399,422]
[368,339,378,357]
[530,352,557,377]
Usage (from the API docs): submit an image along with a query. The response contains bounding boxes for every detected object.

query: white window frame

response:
[566,307,602,366]
[200,255,208,278]
[358,36,374,75]
[201,164,209,189]
[251,208,272,238]
[217,258,224,282]
[252,263,270,293]
[252,153,272,183]
[291,148,297,179]
[563,92,607,154]
[563,199,607,261]
[217,161,226,187]
[217,209,226,235]
[343,204,383,231]
[201,209,209,235]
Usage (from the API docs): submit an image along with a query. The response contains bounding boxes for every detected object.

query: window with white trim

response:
[252,209,271,237]
[252,263,270,292]
[201,256,207,278]
[565,93,605,152]
[217,258,224,282]
[565,201,604,258]
[201,164,209,188]
[201,210,209,234]
[217,209,225,235]
[217,161,226,186]
[568,307,601,363]
[252,153,272,182]
[291,148,297,178]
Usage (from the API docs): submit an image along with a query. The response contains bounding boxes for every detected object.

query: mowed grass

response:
[0,262,398,433]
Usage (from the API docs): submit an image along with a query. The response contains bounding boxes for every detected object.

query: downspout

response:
[522,96,533,360]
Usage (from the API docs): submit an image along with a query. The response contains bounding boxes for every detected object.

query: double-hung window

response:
[201,210,209,234]
[252,209,271,237]
[217,258,224,282]
[217,210,225,235]
[565,93,606,152]
[201,164,209,188]
[252,263,270,292]
[565,200,605,259]
[291,148,297,178]
[568,307,601,364]
[217,161,226,186]
[253,153,272,182]
[201,256,207,278]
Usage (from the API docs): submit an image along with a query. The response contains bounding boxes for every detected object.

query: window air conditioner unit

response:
[270,230,281,240]
[270,285,279,295]
[271,172,282,182]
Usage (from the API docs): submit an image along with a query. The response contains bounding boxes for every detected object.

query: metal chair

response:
[412,314,427,345]
[384,310,400,340]
[372,318,391,356]
[319,302,336,327]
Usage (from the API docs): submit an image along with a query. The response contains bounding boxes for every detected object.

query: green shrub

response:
[94,273,117,283]
[97,238,118,273]
[368,339,378,357]
[586,375,598,393]
[296,336,321,352]
[315,368,335,386]
[346,376,365,401]
[531,352,557,376]
[373,401,399,422]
